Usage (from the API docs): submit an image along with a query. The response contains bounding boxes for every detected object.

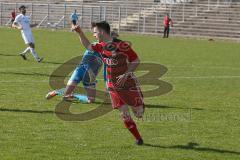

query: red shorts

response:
[108,86,144,109]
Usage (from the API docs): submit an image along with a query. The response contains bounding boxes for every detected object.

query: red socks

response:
[124,118,142,140]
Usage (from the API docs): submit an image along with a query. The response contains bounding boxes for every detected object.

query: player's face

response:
[93,27,103,42]
[20,8,26,14]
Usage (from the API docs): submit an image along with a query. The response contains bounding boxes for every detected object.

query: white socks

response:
[21,47,30,55]
[20,47,42,62]
[29,47,40,61]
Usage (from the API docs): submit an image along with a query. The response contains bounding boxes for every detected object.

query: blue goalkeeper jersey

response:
[71,13,79,21]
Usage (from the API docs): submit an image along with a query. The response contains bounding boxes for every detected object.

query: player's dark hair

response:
[91,21,110,35]
[19,5,26,10]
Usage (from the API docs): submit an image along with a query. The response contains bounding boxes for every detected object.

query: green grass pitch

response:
[0,27,240,160]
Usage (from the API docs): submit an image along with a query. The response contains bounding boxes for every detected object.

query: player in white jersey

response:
[12,5,43,62]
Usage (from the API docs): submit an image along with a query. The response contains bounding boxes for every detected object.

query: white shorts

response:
[21,30,34,44]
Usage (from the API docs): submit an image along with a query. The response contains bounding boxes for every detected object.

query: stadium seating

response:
[0,0,239,39]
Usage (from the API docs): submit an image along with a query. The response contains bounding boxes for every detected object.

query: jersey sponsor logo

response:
[104,57,118,66]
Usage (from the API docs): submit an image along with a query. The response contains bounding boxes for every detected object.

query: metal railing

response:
[0,0,239,38]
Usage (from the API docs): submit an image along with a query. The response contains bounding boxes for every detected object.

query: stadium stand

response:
[0,0,239,39]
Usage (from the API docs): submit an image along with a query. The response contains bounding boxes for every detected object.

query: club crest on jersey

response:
[104,41,117,51]
[104,41,132,52]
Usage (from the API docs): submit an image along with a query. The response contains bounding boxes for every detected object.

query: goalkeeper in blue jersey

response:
[70,9,80,25]
[46,48,103,103]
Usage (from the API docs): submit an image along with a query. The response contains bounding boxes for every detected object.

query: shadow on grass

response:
[41,60,80,65]
[0,108,55,114]
[145,104,203,110]
[0,107,80,115]
[0,71,66,78]
[144,142,240,155]
[0,102,201,116]
[0,54,75,65]
[41,61,65,65]
[0,53,19,57]
[64,101,202,111]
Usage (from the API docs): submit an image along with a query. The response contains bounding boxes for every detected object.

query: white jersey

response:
[14,14,31,33]
[14,14,34,44]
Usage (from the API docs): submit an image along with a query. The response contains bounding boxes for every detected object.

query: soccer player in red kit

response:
[163,13,173,38]
[11,9,16,25]
[72,21,144,145]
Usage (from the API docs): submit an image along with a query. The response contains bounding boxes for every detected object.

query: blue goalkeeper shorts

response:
[67,50,102,87]
[68,64,97,87]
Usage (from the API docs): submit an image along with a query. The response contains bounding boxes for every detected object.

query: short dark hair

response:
[19,5,26,10]
[91,21,110,35]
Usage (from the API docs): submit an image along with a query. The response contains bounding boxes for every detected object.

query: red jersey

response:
[11,11,16,19]
[163,16,172,27]
[92,39,138,90]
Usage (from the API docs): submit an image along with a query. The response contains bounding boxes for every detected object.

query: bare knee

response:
[119,105,131,121]
[132,105,144,118]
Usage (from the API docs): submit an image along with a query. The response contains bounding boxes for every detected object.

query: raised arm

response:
[71,25,92,51]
